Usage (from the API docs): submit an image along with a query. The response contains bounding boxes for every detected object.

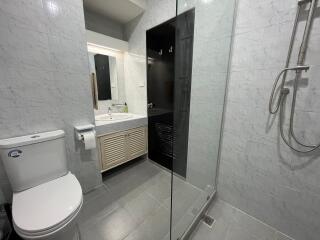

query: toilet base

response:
[16,221,80,240]
[44,222,80,240]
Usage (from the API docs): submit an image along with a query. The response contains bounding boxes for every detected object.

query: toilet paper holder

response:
[74,124,96,141]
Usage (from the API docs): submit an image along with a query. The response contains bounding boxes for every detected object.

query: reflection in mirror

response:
[86,31,128,114]
[90,73,98,110]
[88,52,118,102]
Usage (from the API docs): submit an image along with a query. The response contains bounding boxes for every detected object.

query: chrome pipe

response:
[269,3,302,114]
[288,0,318,150]
[269,0,320,153]
[298,0,317,65]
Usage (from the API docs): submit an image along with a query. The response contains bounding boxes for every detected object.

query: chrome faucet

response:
[107,107,112,115]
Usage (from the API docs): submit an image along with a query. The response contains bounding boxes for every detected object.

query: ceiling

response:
[83,0,146,24]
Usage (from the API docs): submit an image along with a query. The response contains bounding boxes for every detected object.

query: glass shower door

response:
[170,0,237,239]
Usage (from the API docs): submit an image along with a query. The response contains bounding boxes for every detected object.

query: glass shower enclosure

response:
[145,0,236,238]
[170,0,236,239]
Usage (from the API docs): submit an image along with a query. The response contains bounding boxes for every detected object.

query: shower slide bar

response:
[269,0,318,153]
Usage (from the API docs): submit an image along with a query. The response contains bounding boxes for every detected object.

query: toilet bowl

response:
[12,173,83,240]
[0,130,84,240]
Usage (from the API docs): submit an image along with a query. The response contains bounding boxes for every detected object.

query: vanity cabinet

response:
[98,127,147,172]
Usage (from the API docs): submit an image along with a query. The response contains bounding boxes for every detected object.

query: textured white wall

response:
[0,0,101,203]
[219,0,320,239]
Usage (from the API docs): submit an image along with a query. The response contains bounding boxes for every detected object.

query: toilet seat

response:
[12,172,83,238]
[14,200,82,238]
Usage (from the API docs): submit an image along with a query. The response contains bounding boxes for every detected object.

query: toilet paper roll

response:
[82,131,96,150]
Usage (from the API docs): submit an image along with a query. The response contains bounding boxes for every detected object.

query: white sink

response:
[95,113,133,121]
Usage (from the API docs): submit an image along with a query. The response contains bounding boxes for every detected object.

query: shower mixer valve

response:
[289,65,310,72]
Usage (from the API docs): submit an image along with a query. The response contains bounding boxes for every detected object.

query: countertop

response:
[95,114,148,136]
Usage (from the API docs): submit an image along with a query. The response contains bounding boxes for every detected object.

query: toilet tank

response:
[0,130,68,192]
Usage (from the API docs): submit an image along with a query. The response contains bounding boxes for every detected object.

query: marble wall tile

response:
[0,0,47,33]
[177,0,197,13]
[192,37,233,74]
[123,53,148,115]
[0,0,101,203]
[125,0,176,56]
[219,0,320,239]
[218,168,320,240]
[192,0,236,40]
[0,23,53,71]
[48,34,89,74]
[231,22,296,71]
[123,0,176,115]
[178,0,236,190]
[187,102,222,188]
[219,158,320,240]
[235,0,297,34]
[43,0,86,40]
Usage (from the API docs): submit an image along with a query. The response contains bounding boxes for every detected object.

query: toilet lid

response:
[12,172,82,233]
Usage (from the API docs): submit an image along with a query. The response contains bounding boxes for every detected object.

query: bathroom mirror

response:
[86,30,128,111]
[88,52,118,102]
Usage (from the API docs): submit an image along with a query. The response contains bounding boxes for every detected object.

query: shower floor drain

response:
[202,214,215,227]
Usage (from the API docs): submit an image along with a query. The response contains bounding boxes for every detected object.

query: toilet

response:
[0,130,83,240]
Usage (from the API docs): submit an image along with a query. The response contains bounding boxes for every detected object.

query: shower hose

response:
[268,0,319,153]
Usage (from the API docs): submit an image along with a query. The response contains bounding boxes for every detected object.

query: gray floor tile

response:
[78,185,120,225]
[79,159,296,240]
[233,209,276,240]
[161,234,170,240]
[103,158,161,188]
[208,199,275,240]
[104,170,154,200]
[170,212,195,240]
[120,190,161,225]
[275,232,295,240]
[191,220,229,240]
[191,198,295,240]
[82,184,108,203]
[225,224,259,240]
[207,198,238,224]
[132,206,171,240]
[104,160,164,202]
[79,158,205,240]
[83,207,138,240]
[145,171,171,204]
[187,190,209,217]
[170,186,201,224]
[80,224,105,240]
[122,228,150,240]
